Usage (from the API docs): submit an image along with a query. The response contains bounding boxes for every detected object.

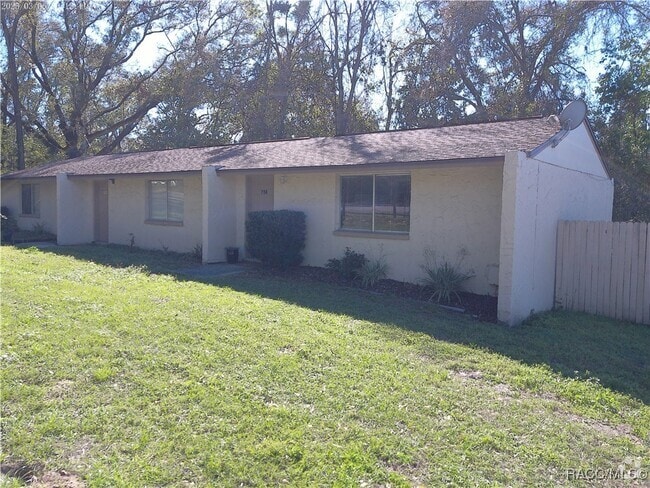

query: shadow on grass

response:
[36,244,650,405]
[27,242,202,273]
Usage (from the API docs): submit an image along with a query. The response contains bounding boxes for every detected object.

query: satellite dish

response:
[558,99,587,131]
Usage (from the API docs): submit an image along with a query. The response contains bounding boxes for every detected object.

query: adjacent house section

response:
[2,177,58,235]
[498,122,613,324]
[1,115,614,325]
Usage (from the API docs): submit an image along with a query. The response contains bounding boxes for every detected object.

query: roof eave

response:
[2,168,202,180]
[212,156,505,174]
[583,119,612,179]
[1,173,57,181]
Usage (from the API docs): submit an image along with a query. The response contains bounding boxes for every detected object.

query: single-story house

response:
[1,115,613,324]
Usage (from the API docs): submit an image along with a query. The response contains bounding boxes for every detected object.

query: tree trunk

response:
[1,8,27,170]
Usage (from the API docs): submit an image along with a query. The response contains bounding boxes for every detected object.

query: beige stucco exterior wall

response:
[498,133,614,325]
[3,172,202,253]
[203,168,247,262]
[56,174,93,244]
[107,172,202,253]
[1,178,58,235]
[271,163,504,295]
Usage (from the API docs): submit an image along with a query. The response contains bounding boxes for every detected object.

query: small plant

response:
[92,367,116,383]
[128,233,135,249]
[192,243,203,261]
[420,249,474,304]
[1,207,18,243]
[326,247,367,281]
[32,222,47,235]
[356,258,389,288]
[161,243,169,253]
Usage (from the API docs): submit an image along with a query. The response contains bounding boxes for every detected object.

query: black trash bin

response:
[225,247,239,264]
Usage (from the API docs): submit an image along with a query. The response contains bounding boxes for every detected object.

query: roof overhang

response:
[0,174,57,182]
[212,156,504,175]
[2,169,202,180]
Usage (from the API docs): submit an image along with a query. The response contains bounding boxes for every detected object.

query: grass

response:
[1,244,649,486]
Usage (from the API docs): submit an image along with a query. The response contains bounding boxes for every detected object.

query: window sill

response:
[145,219,183,227]
[19,214,40,218]
[333,229,409,240]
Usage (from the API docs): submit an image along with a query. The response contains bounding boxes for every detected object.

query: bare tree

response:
[400,0,605,126]
[2,0,186,158]
[1,2,33,169]
[317,0,382,135]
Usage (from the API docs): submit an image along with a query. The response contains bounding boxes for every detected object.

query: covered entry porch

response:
[201,168,276,263]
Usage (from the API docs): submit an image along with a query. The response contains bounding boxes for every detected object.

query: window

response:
[148,180,183,223]
[340,174,410,232]
[21,184,40,217]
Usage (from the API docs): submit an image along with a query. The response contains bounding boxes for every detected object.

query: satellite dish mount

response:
[559,99,587,131]
[552,99,587,147]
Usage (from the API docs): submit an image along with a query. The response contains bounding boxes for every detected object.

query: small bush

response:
[1,207,18,243]
[32,222,47,234]
[192,243,203,262]
[326,247,367,281]
[246,210,306,268]
[420,250,474,303]
[356,258,389,288]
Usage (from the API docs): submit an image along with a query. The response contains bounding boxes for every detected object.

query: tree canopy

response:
[2,0,648,214]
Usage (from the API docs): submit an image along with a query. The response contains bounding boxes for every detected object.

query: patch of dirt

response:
[1,460,41,483]
[2,441,91,487]
[31,470,86,488]
[493,383,513,397]
[563,413,644,445]
[1,461,86,487]
[379,458,429,488]
[46,380,74,399]
[453,370,484,380]
[278,345,294,354]
[66,438,94,471]
[241,263,498,322]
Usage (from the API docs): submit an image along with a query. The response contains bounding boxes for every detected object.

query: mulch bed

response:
[241,263,498,323]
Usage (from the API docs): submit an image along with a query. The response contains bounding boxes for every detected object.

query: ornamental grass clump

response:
[356,257,389,288]
[420,249,474,303]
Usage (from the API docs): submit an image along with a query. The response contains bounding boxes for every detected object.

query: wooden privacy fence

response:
[555,221,650,324]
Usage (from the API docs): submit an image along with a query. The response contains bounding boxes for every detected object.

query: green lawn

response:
[1,245,649,487]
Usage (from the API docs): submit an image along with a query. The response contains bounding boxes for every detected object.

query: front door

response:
[246,175,274,214]
[93,180,109,242]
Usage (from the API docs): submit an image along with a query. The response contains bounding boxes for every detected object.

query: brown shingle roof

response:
[3,117,559,179]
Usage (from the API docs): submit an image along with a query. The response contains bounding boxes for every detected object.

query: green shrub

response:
[356,258,389,288]
[32,222,47,235]
[326,247,367,281]
[420,250,474,303]
[1,206,18,243]
[192,243,203,262]
[246,210,306,268]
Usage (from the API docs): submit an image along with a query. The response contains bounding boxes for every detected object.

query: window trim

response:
[332,229,410,240]
[146,179,184,224]
[338,173,411,234]
[20,183,40,218]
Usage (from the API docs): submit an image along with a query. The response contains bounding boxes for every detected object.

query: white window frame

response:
[147,179,184,224]
[21,183,40,217]
[339,173,411,234]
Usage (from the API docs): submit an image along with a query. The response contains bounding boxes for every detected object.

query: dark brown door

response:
[94,180,109,242]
